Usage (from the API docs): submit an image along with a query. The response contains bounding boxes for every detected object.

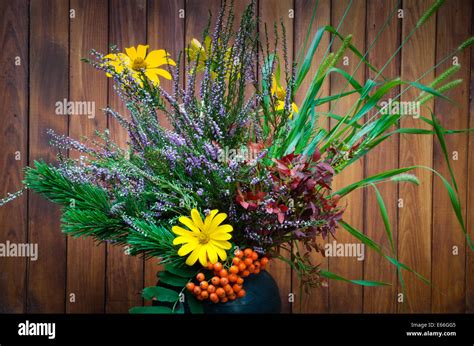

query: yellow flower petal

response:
[203,209,219,231]
[206,246,218,264]
[198,245,208,267]
[147,68,172,80]
[190,209,205,230]
[178,241,198,256]
[190,38,203,51]
[210,232,232,241]
[275,100,285,111]
[172,225,196,237]
[137,44,149,59]
[203,36,212,53]
[144,70,160,85]
[173,235,194,245]
[145,49,167,67]
[185,246,201,266]
[215,225,233,233]
[213,246,227,261]
[125,46,137,60]
[104,53,118,60]
[209,212,227,231]
[210,239,232,250]
[178,216,200,233]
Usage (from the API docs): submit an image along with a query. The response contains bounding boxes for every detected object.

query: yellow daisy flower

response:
[271,75,299,118]
[104,44,176,86]
[186,36,212,73]
[172,209,233,267]
[186,36,234,78]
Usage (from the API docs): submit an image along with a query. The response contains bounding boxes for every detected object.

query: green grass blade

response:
[320,269,389,286]
[370,183,395,254]
[340,220,430,285]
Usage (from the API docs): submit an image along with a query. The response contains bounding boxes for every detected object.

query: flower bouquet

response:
[2,0,473,313]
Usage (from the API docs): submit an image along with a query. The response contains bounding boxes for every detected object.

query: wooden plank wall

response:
[0,0,472,313]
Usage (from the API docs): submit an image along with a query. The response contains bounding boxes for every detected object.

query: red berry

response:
[213,262,223,272]
[244,248,253,257]
[193,286,202,296]
[219,269,228,278]
[211,276,220,286]
[238,263,247,272]
[200,281,209,290]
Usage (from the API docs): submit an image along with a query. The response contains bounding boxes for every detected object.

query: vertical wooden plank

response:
[259,0,294,313]
[363,0,400,313]
[67,0,108,313]
[328,0,365,313]
[431,0,471,313]
[398,0,435,313]
[0,0,28,313]
[185,0,221,88]
[28,0,69,313]
[467,6,474,314]
[106,0,146,313]
[292,0,330,313]
[144,0,185,294]
[233,0,254,99]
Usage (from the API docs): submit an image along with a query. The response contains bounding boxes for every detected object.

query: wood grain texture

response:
[398,0,435,313]
[106,0,147,313]
[0,0,472,314]
[185,0,221,88]
[431,0,471,313]
[28,0,69,313]
[259,0,294,313]
[67,0,108,313]
[143,0,185,296]
[0,0,28,313]
[292,0,331,313]
[467,4,474,314]
[328,0,365,313]
[363,0,400,313]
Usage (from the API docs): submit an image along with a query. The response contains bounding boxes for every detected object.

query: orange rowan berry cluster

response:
[186,248,269,304]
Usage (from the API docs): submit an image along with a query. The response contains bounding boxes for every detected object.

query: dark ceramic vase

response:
[203,269,281,314]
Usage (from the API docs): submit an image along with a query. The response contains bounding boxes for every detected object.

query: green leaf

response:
[129,306,173,314]
[332,166,417,197]
[164,264,197,278]
[430,111,458,193]
[340,220,430,285]
[158,271,189,287]
[319,269,389,286]
[185,291,203,314]
[295,25,327,90]
[142,286,179,302]
[370,183,395,255]
[423,166,474,251]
